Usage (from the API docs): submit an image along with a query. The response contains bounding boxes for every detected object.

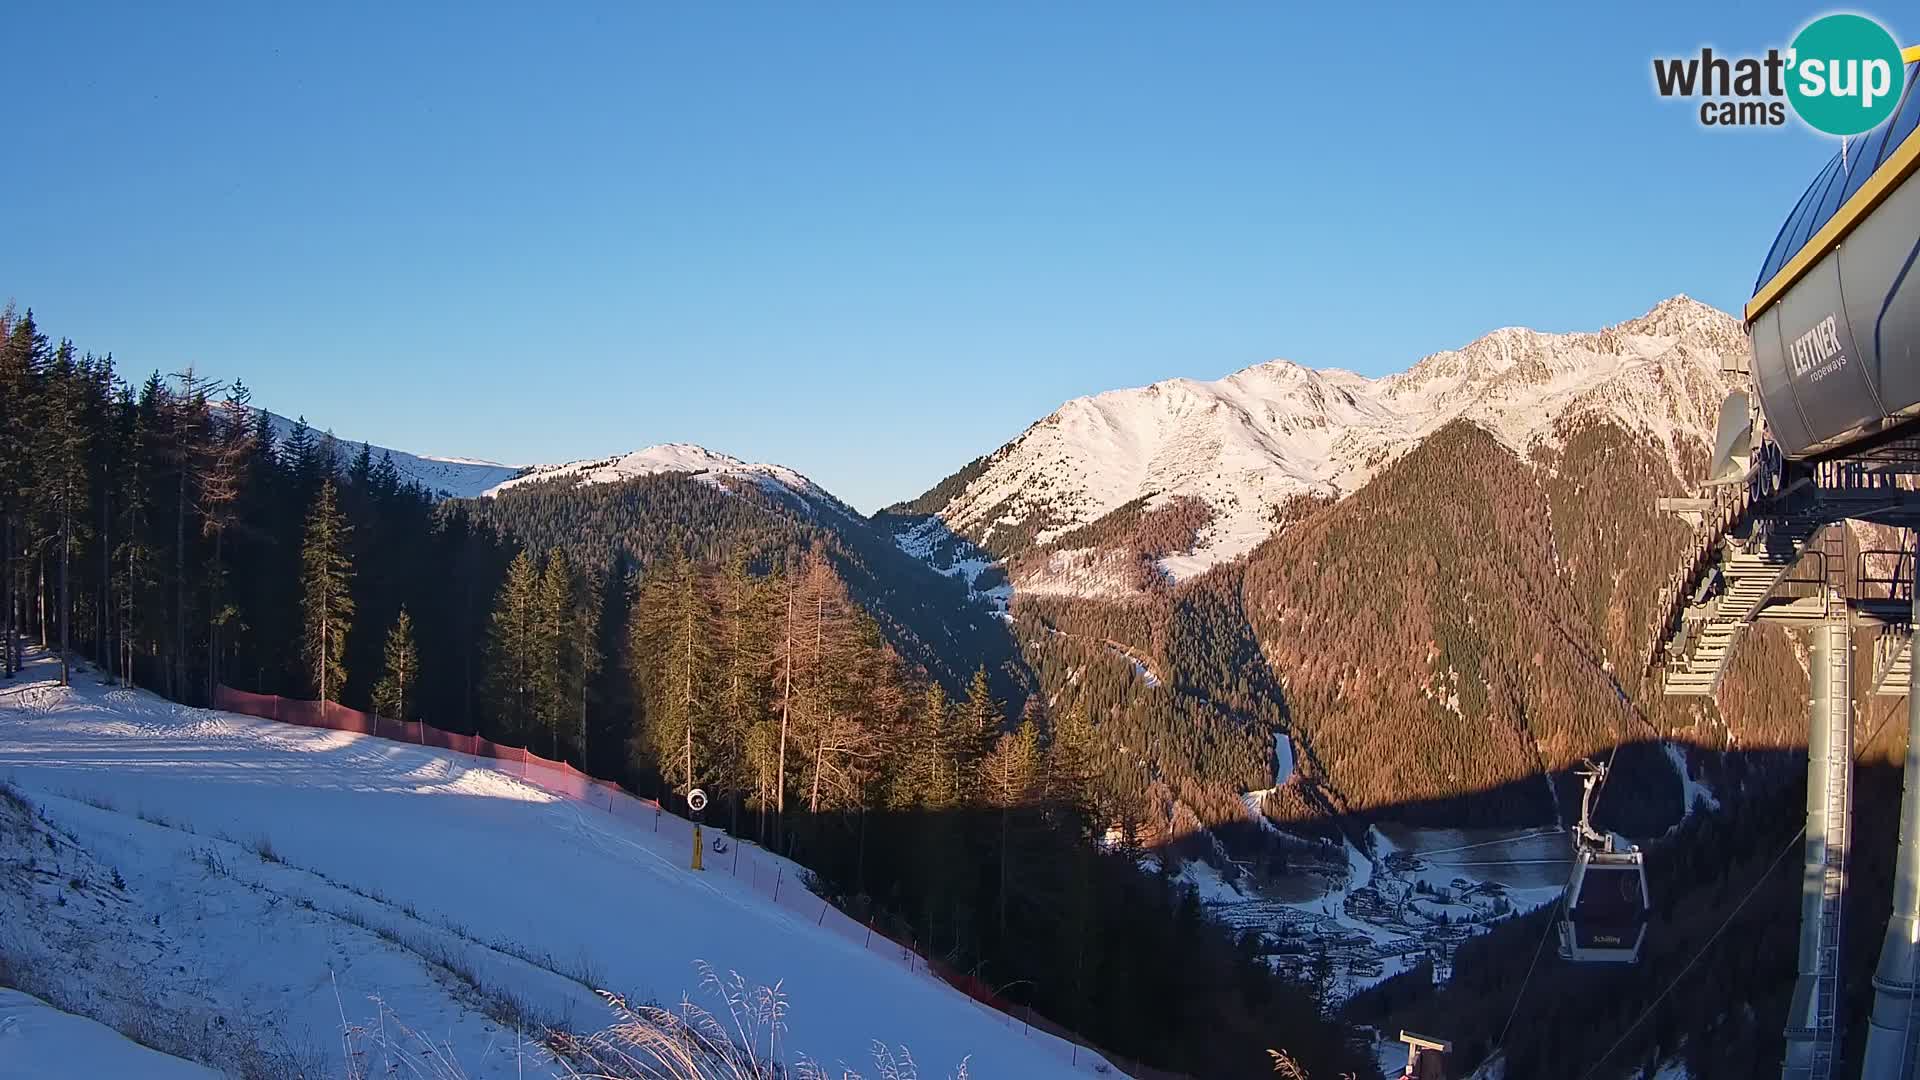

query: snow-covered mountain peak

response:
[901,297,1746,594]
[483,441,851,517]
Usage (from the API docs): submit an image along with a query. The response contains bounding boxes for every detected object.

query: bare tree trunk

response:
[2,515,12,677]
[37,553,47,648]
[682,621,694,795]
[99,484,110,675]
[123,540,135,687]
[175,463,186,702]
[810,736,824,813]
[207,529,221,701]
[58,499,70,687]
[776,582,792,816]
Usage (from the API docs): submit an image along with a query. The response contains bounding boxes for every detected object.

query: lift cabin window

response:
[1571,865,1649,948]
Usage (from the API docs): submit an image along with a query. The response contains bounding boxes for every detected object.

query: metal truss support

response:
[1865,536,1920,1079]
[1786,604,1853,1080]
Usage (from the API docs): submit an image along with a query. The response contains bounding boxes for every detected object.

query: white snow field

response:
[0,653,1112,1078]
[0,988,221,1080]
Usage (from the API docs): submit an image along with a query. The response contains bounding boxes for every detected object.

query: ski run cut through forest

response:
[0,652,1118,1078]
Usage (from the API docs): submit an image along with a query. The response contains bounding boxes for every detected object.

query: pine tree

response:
[630,554,713,798]
[1044,700,1102,830]
[535,549,578,757]
[300,479,355,704]
[891,683,954,810]
[38,342,90,686]
[486,551,541,741]
[371,606,419,720]
[957,666,1002,803]
[714,552,770,832]
[571,567,605,766]
[0,307,49,679]
[981,718,1042,934]
[199,382,255,698]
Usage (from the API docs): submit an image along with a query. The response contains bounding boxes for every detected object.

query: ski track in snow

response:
[0,655,1109,1078]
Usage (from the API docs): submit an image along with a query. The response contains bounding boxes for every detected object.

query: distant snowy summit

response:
[239,405,847,519]
[899,295,1746,590]
[482,442,855,518]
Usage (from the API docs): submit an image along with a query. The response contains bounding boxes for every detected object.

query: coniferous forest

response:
[0,306,1362,1077]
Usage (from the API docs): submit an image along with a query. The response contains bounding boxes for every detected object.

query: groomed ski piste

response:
[0,651,1113,1078]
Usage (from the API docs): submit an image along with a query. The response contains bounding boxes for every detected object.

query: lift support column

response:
[1863,546,1920,1079]
[1785,600,1854,1080]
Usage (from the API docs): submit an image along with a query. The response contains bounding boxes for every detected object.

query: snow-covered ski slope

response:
[0,989,220,1080]
[0,655,1111,1078]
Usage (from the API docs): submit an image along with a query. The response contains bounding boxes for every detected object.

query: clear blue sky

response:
[0,2,1886,510]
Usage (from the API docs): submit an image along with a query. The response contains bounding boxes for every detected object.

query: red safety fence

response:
[211,686,1179,1078]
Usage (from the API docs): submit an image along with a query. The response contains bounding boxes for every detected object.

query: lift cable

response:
[1491,893,1565,1060]
[1574,692,1909,1079]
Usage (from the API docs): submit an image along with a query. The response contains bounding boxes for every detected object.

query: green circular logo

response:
[1787,14,1906,136]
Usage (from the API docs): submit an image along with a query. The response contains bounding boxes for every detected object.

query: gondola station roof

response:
[1751,48,1920,322]
[1747,46,1920,461]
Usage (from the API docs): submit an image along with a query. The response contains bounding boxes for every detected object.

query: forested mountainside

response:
[0,305,1363,1078]
[877,297,1816,845]
[461,469,1028,705]
[1242,416,1809,832]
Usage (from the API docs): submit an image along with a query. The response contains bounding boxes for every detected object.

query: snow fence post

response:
[774,867,782,901]
[817,899,827,926]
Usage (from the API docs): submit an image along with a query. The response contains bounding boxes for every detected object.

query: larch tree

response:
[299,478,355,705]
[371,606,419,720]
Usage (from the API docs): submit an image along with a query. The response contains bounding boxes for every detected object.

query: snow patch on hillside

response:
[1665,742,1720,819]
[891,517,1012,613]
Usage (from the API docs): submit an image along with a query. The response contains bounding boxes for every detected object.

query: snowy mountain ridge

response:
[904,295,1743,591]
[481,442,856,518]
[242,403,850,520]
[245,407,524,500]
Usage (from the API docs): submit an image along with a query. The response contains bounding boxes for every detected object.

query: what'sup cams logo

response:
[1654,13,1908,135]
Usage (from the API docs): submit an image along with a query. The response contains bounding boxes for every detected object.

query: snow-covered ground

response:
[0,989,221,1079]
[0,654,1109,1078]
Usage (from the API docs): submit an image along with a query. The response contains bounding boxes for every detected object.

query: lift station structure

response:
[1651,45,1920,1080]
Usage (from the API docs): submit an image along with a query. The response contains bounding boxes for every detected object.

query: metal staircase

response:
[1873,627,1913,696]
[1655,461,1920,696]
[1659,507,1826,696]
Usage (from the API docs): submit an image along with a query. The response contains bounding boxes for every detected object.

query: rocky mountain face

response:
[895,296,1746,600]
